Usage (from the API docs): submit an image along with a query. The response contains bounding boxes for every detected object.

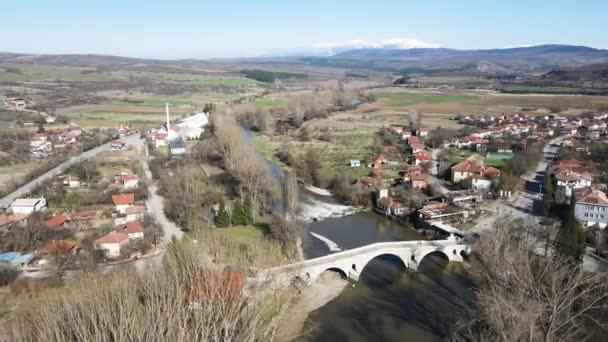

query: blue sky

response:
[1,0,606,59]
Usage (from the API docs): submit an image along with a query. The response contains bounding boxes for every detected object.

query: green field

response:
[376,91,477,107]
[114,97,194,107]
[501,86,582,94]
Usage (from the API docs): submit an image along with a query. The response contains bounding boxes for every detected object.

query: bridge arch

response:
[358,253,408,284]
[318,267,348,280]
[417,250,450,270]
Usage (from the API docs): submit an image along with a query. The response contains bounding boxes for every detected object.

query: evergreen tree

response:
[243,195,254,224]
[541,173,554,217]
[214,198,229,228]
[555,202,585,263]
[231,199,248,226]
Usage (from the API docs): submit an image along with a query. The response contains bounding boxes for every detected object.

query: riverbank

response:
[276,273,349,341]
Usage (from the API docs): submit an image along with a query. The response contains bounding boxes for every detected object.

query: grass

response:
[115,97,193,107]
[251,132,285,166]
[376,91,476,107]
[252,98,287,107]
[191,78,259,87]
[501,86,582,94]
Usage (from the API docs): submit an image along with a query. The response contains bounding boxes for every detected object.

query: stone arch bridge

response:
[263,238,470,284]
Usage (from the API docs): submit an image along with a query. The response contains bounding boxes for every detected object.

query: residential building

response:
[416,127,429,137]
[375,189,407,216]
[63,176,81,188]
[112,194,134,214]
[3,97,26,108]
[125,205,145,222]
[124,221,145,240]
[409,172,428,190]
[110,140,127,151]
[574,187,608,228]
[0,214,27,229]
[38,240,77,256]
[10,198,46,215]
[409,143,425,154]
[46,214,69,229]
[118,174,139,189]
[94,231,130,258]
[413,151,431,165]
[450,154,500,190]
[555,170,593,197]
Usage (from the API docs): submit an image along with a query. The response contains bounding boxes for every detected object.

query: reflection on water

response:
[304,211,425,258]
[302,256,474,342]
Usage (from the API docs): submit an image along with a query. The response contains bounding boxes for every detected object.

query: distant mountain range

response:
[1,44,608,77]
[299,44,608,74]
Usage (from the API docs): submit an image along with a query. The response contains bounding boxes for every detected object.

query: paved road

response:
[472,136,564,232]
[139,143,184,244]
[0,134,142,209]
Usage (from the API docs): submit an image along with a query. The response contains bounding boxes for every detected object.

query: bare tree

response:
[281,168,298,220]
[454,219,608,341]
[408,109,420,130]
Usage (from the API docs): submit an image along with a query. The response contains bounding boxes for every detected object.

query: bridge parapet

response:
[262,239,470,285]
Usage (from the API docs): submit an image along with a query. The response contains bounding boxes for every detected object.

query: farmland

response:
[376,91,477,107]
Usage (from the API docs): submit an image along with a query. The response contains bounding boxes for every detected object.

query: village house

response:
[450,154,500,191]
[110,140,127,151]
[555,169,593,197]
[355,176,376,187]
[94,231,130,258]
[408,172,428,190]
[416,127,429,137]
[46,214,70,229]
[409,143,425,154]
[112,194,135,214]
[3,97,27,109]
[376,188,407,216]
[349,160,361,168]
[574,187,608,229]
[151,132,168,147]
[63,175,81,188]
[117,173,139,189]
[38,240,77,258]
[123,220,145,239]
[125,205,146,222]
[367,154,388,168]
[414,151,432,165]
[401,131,412,141]
[117,123,131,136]
[10,198,46,215]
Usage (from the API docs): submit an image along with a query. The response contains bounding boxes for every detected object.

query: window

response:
[585,213,588,217]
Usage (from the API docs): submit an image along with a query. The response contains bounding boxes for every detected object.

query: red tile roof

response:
[46,214,69,227]
[112,193,135,206]
[94,231,129,245]
[125,221,144,234]
[575,187,608,205]
[125,205,145,215]
[39,240,77,255]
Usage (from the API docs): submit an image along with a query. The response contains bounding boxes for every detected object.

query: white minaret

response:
[165,103,171,134]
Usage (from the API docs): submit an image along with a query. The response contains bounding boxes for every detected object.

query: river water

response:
[248,129,472,340]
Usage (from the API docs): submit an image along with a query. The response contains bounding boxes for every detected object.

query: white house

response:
[63,176,81,188]
[125,205,145,222]
[555,170,593,197]
[94,231,130,258]
[118,174,139,189]
[10,198,47,215]
[112,194,134,214]
[124,221,145,240]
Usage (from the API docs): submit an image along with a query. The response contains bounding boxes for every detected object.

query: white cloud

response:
[314,38,440,52]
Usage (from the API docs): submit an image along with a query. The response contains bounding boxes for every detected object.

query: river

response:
[248,129,473,340]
